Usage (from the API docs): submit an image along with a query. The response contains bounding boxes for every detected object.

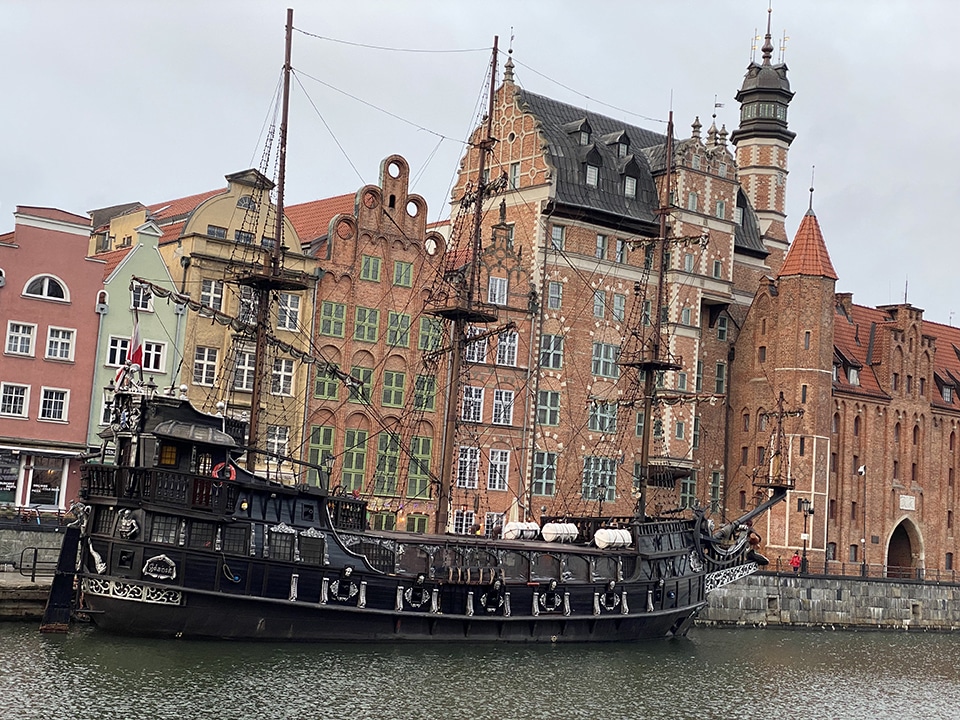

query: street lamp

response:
[858,464,867,577]
[798,497,814,574]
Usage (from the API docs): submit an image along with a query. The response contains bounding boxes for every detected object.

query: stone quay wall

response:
[0,527,65,570]
[699,572,960,631]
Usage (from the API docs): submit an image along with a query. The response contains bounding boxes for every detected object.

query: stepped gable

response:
[516,89,662,232]
[777,208,838,280]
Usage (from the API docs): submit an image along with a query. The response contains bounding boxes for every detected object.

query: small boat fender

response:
[594,528,632,549]
[212,462,236,480]
[501,521,540,540]
[541,522,578,543]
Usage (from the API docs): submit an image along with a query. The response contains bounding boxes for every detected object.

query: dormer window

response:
[832,364,839,382]
[617,142,628,158]
[945,386,954,404]
[624,175,637,198]
[585,164,599,187]
[848,367,860,386]
[579,130,591,146]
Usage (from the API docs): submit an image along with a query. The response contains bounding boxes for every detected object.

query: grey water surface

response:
[1,623,957,720]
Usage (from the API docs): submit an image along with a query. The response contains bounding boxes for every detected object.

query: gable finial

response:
[808,165,815,212]
[762,3,774,65]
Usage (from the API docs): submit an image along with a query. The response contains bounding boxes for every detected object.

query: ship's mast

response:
[633,111,678,520]
[246,8,296,472]
[434,38,500,532]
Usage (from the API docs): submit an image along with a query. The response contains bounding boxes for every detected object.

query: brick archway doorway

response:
[887,519,921,579]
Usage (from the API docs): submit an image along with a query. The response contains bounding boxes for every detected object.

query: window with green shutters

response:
[414,375,436,411]
[314,364,339,399]
[406,514,428,533]
[375,433,400,495]
[355,307,379,342]
[320,301,346,337]
[342,429,367,492]
[537,390,560,425]
[360,255,381,282]
[387,312,411,347]
[348,367,373,403]
[418,317,443,351]
[382,371,405,407]
[306,425,334,486]
[394,261,413,287]
[408,436,432,498]
[532,451,557,496]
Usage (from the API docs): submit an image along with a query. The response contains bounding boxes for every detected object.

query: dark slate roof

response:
[515,89,663,231]
[88,202,145,232]
[735,188,766,257]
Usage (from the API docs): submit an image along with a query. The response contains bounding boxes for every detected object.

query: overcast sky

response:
[2,1,957,324]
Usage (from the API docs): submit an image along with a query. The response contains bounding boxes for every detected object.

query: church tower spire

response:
[730,7,796,266]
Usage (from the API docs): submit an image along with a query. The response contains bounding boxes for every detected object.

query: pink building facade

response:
[0,207,103,510]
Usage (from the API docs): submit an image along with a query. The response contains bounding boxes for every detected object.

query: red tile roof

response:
[95,245,136,279]
[159,221,186,246]
[286,193,355,242]
[778,210,838,280]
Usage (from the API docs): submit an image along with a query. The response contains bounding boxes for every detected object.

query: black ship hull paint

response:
[81,581,703,642]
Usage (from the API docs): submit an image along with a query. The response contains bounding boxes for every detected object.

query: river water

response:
[1,623,957,720]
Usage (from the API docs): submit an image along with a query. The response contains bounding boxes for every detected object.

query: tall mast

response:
[246,8,294,471]
[634,111,677,520]
[434,37,499,532]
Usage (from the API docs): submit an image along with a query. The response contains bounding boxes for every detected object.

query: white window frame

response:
[193,346,218,386]
[277,293,300,331]
[142,340,165,372]
[38,387,69,422]
[6,321,37,356]
[488,276,508,305]
[456,447,480,489]
[45,326,75,361]
[106,336,130,367]
[624,175,637,198]
[0,383,30,417]
[509,162,520,188]
[272,358,295,396]
[585,164,599,187]
[464,327,487,363]
[493,389,514,425]
[453,509,476,535]
[488,449,510,491]
[266,425,290,456]
[23,274,68,302]
[595,234,607,259]
[462,386,483,422]
[200,278,224,311]
[131,283,153,312]
[234,349,255,391]
[613,294,626,322]
[496,331,518,366]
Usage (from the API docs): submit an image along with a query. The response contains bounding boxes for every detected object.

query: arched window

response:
[832,413,840,434]
[913,425,920,445]
[853,416,861,437]
[237,195,257,210]
[24,274,68,301]
[951,431,956,451]
[894,423,900,443]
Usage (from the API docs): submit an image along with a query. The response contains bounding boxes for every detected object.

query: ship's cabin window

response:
[270,529,295,562]
[117,549,136,570]
[196,452,213,476]
[299,534,325,565]
[530,553,561,581]
[500,551,530,582]
[561,554,590,582]
[150,515,179,544]
[158,444,178,467]
[222,526,249,555]
[94,508,116,535]
[592,556,619,581]
[398,544,432,575]
[188,521,216,550]
[300,503,316,523]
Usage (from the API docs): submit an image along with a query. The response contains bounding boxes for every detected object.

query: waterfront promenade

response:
[0,570,51,620]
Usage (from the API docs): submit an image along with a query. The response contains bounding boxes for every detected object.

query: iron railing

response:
[768,556,959,584]
[18,546,60,582]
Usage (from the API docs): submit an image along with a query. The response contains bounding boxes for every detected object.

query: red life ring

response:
[212,462,236,480]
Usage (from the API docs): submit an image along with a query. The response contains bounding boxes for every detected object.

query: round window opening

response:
[387,162,401,178]
[406,200,419,218]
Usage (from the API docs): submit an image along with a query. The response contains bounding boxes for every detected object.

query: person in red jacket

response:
[789,550,802,574]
